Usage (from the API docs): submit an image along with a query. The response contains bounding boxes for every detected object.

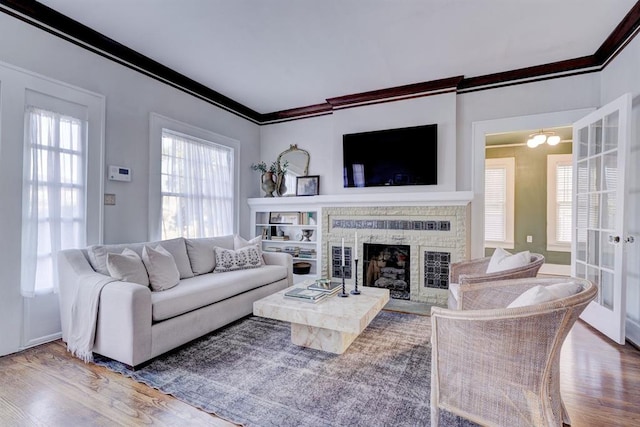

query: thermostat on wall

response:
[108,165,131,182]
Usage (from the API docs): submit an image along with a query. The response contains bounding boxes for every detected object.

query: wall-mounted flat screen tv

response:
[343,124,437,187]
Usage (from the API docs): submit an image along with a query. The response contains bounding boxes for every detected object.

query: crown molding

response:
[0,0,264,123]
[2,0,640,125]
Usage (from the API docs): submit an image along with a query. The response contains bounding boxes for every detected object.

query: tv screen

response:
[343,124,437,187]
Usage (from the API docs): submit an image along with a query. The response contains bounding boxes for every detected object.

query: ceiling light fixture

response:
[526,130,561,148]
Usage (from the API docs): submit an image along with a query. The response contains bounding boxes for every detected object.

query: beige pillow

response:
[142,244,180,291]
[486,247,531,274]
[213,245,264,273]
[507,282,581,308]
[106,248,149,286]
[234,234,262,249]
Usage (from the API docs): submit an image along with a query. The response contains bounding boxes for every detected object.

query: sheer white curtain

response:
[21,107,86,297]
[161,130,234,239]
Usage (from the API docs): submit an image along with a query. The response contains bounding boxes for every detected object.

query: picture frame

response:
[296,175,320,196]
[269,211,300,224]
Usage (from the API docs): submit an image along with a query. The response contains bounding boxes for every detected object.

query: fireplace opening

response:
[363,243,410,300]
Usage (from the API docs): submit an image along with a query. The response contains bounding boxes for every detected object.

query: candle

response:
[341,238,345,266]
[354,232,358,260]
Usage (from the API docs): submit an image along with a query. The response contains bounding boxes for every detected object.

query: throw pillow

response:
[234,234,262,249]
[213,245,264,273]
[185,235,235,275]
[507,285,552,308]
[486,247,531,274]
[546,281,582,299]
[507,281,581,308]
[142,244,180,291]
[106,248,149,286]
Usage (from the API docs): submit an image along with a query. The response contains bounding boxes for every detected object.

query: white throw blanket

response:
[67,273,116,362]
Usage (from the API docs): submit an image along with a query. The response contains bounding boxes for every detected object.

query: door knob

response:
[625,236,635,243]
[609,235,621,243]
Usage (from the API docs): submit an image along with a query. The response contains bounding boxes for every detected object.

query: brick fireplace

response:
[321,205,469,305]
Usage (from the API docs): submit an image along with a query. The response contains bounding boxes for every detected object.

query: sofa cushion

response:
[106,248,149,286]
[486,247,531,274]
[507,281,581,308]
[185,235,235,275]
[150,265,288,321]
[213,245,264,273]
[142,245,180,291]
[87,237,194,279]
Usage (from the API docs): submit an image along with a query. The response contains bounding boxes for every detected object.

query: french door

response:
[572,93,632,344]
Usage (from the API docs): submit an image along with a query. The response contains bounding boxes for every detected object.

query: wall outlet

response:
[526,235,533,243]
[104,193,116,206]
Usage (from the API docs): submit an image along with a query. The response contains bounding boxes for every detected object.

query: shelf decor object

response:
[351,258,361,295]
[301,229,314,241]
[351,232,360,295]
[339,265,348,298]
[339,238,348,297]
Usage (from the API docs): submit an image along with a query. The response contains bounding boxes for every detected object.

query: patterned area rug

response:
[95,311,477,427]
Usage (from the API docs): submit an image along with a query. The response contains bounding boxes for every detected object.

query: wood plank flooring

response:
[1,319,639,426]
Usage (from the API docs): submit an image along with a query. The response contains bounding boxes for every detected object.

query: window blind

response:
[485,166,507,242]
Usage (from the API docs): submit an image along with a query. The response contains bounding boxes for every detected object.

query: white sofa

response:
[57,234,292,368]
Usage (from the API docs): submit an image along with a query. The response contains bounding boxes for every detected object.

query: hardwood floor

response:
[1,320,639,426]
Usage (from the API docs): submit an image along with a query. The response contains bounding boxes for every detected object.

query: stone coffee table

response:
[253,282,390,354]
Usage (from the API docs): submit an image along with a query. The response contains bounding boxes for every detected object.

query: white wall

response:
[261,92,457,194]
[600,34,640,346]
[0,13,260,356]
[259,114,334,192]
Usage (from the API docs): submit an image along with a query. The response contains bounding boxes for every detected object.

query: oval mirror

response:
[276,144,310,196]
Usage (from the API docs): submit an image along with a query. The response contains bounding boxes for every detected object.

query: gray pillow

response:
[142,244,180,291]
[185,235,235,275]
[106,248,149,286]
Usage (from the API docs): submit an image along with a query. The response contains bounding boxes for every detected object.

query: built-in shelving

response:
[249,200,322,282]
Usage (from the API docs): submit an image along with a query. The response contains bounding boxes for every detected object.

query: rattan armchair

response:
[431,277,597,427]
[448,253,545,309]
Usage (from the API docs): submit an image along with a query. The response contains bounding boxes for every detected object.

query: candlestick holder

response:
[338,265,349,297]
[350,259,361,295]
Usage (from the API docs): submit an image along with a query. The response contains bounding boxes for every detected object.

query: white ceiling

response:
[37,0,637,114]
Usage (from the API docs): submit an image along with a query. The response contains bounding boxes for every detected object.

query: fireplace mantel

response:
[247,191,473,209]
[248,192,472,305]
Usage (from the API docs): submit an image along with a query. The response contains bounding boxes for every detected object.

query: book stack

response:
[307,279,342,296]
[283,246,300,257]
[271,235,290,241]
[284,287,328,303]
[298,248,316,259]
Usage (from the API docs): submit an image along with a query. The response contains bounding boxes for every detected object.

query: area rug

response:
[95,311,478,427]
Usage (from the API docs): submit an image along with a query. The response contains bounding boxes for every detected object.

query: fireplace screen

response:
[363,243,410,300]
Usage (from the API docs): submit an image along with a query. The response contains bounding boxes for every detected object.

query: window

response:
[22,107,86,295]
[547,154,573,252]
[160,129,235,239]
[484,157,515,249]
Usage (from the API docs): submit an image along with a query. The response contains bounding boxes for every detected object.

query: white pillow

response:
[213,245,264,273]
[546,281,582,299]
[507,282,581,308]
[106,248,149,286]
[486,247,531,274]
[234,234,262,249]
[142,244,180,291]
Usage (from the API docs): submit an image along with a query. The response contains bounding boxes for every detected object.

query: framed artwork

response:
[269,211,299,224]
[296,175,320,196]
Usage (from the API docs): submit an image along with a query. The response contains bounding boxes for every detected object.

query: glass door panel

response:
[572,93,631,344]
